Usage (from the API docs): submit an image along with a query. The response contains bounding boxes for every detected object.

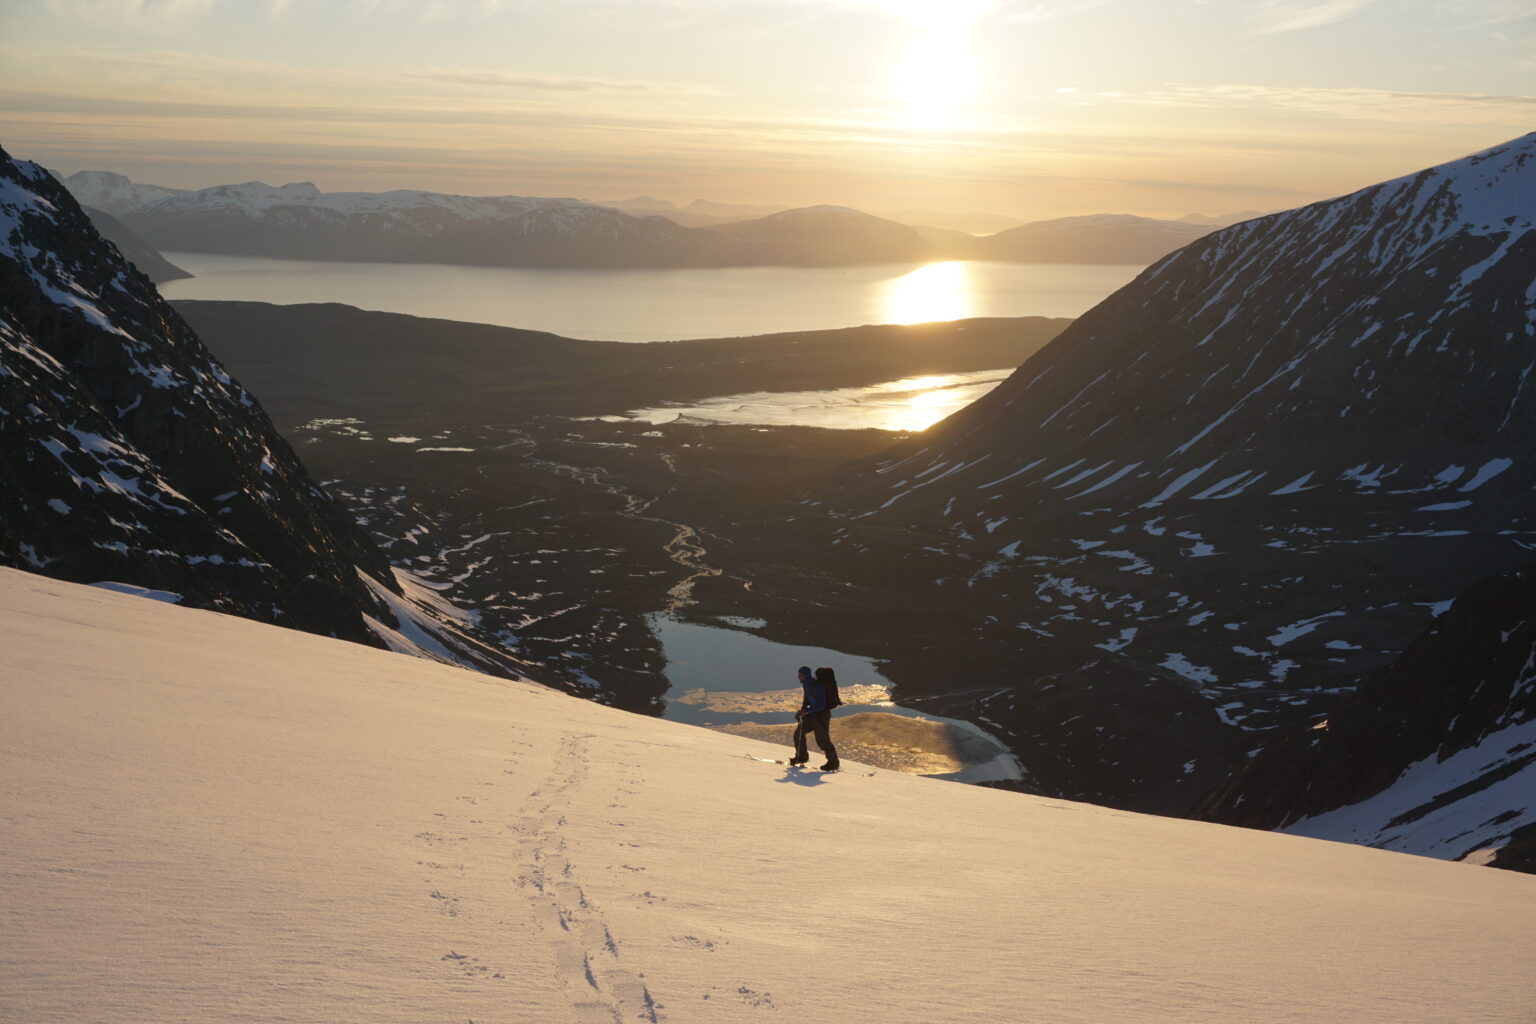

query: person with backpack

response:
[789,664,841,771]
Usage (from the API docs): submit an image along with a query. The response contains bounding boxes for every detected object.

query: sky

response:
[1,0,1532,221]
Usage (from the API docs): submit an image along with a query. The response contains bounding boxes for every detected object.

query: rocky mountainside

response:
[1200,563,1536,872]
[794,133,1535,808]
[79,205,189,284]
[0,145,542,679]
[970,213,1215,263]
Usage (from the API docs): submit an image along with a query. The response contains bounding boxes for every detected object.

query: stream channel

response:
[506,428,1024,783]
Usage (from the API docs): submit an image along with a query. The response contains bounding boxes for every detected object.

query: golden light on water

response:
[619,368,1012,433]
[884,377,969,432]
[882,261,974,325]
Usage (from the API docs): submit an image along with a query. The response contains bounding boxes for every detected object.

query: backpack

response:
[815,667,843,709]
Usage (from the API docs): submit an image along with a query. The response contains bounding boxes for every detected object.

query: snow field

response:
[1,567,1532,1023]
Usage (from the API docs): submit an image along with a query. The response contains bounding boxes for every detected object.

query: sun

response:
[880,0,993,129]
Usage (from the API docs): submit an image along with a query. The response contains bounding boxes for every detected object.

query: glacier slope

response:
[1,566,1533,1024]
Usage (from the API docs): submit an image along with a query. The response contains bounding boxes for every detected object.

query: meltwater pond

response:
[651,614,1023,783]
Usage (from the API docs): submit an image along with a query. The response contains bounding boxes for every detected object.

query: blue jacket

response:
[797,666,826,714]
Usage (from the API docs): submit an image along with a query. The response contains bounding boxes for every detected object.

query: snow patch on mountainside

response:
[1284,717,1536,863]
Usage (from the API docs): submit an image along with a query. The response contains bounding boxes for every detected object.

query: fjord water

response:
[160,251,1142,341]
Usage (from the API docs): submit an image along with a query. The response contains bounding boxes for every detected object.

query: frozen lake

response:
[160,252,1142,342]
[651,614,1023,782]
[597,367,1014,432]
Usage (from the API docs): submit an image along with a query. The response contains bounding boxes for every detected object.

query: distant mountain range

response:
[598,195,788,227]
[703,204,932,265]
[595,197,1033,235]
[971,214,1215,264]
[60,169,1224,269]
[1177,210,1269,227]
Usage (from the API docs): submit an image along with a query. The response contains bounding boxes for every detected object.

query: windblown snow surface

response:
[2,568,1532,1023]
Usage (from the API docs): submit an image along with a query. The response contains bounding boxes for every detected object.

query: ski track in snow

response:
[511,732,660,1023]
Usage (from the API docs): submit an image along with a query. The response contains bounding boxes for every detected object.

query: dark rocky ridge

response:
[1200,564,1536,872]
[0,145,393,643]
[79,205,190,284]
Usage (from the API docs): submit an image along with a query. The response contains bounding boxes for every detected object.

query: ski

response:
[744,754,800,766]
[744,754,841,772]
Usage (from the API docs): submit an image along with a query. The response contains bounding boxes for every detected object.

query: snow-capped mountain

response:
[57,168,188,216]
[114,179,727,267]
[0,146,536,675]
[1201,562,1536,871]
[969,213,1216,263]
[4,566,1532,1022]
[808,134,1536,807]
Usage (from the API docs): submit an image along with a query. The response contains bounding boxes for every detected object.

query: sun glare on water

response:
[873,372,1002,433]
[882,261,974,325]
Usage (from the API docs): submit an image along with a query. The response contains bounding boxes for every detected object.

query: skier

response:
[789,664,840,771]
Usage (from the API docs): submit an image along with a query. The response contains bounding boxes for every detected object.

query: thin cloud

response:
[399,67,721,95]
[995,1,1113,25]
[1249,0,1378,34]
[1102,82,1536,125]
[45,0,217,16]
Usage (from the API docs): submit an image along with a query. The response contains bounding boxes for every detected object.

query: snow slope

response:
[2,566,1532,1023]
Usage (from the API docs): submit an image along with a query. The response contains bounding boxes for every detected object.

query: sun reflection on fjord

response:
[888,380,966,432]
[882,261,973,325]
